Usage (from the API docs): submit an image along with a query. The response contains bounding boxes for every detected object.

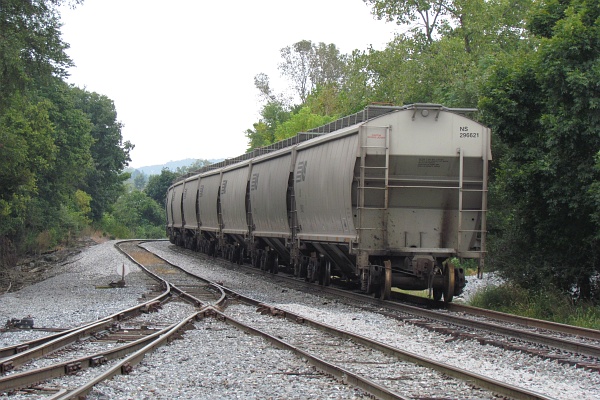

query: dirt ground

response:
[0,234,107,294]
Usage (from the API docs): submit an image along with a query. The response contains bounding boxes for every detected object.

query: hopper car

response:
[166,104,491,302]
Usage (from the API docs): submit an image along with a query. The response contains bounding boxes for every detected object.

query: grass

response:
[469,283,600,330]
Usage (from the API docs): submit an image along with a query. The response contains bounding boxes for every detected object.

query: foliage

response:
[245,101,291,150]
[470,284,600,329]
[0,97,57,237]
[0,1,134,260]
[279,40,345,103]
[107,191,165,239]
[363,0,455,44]
[70,87,133,221]
[274,106,334,142]
[0,0,79,108]
[145,169,179,206]
[480,0,600,301]
[175,159,212,175]
[133,171,148,190]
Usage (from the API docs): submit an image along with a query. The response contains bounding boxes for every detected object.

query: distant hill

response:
[128,158,224,176]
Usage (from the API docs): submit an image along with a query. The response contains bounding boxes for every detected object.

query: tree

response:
[279,40,313,102]
[480,0,600,301]
[0,0,79,108]
[133,171,148,190]
[145,168,179,206]
[0,0,87,257]
[279,40,345,102]
[363,0,454,44]
[273,106,333,142]
[0,97,57,237]
[71,87,133,220]
[245,101,290,150]
[176,159,212,175]
[112,190,165,238]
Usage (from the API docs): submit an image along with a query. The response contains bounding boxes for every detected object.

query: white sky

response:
[60,0,398,168]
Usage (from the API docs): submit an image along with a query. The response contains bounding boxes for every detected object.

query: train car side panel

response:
[250,153,293,238]
[198,172,221,232]
[221,164,250,235]
[166,186,175,228]
[295,133,359,242]
[171,182,185,228]
[182,175,200,230]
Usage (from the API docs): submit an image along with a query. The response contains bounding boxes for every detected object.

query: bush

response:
[470,284,600,329]
[97,213,131,240]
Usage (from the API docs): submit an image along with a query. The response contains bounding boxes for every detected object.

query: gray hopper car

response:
[166,104,491,302]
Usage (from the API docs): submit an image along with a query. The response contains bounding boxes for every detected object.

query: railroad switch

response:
[5,317,34,329]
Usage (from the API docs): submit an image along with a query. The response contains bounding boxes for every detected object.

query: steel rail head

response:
[51,308,211,400]
[118,240,228,309]
[210,308,410,400]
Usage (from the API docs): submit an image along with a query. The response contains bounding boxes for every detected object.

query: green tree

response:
[0,0,88,257]
[0,0,78,108]
[133,171,148,190]
[480,0,600,301]
[0,97,57,237]
[279,40,345,102]
[363,0,455,44]
[245,101,290,150]
[274,106,333,141]
[112,190,165,238]
[176,159,212,175]
[145,168,178,206]
[71,87,133,220]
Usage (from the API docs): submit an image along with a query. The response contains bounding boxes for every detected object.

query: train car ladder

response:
[357,126,391,250]
[457,142,489,278]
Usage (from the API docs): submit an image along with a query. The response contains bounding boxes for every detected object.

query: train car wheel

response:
[381,260,392,300]
[443,263,455,303]
[366,266,381,296]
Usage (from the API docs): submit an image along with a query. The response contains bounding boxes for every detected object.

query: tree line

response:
[1,0,598,304]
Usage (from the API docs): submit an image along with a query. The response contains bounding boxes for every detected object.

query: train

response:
[165,103,491,302]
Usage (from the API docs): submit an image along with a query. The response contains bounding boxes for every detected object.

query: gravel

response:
[1,240,599,399]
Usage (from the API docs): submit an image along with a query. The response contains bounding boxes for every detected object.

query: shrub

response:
[470,284,600,329]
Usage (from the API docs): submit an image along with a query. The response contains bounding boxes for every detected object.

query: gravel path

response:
[0,240,598,399]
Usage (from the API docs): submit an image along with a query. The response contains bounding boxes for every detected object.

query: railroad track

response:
[0,240,227,397]
[124,241,561,399]
[3,241,597,399]
[166,242,600,367]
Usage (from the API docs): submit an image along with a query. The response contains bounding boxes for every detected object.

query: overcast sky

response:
[60,0,398,168]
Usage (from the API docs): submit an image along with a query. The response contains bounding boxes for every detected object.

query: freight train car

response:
[166,104,491,302]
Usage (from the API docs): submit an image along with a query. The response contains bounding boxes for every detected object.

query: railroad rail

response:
[166,242,600,368]
[138,242,557,399]
[0,240,227,396]
[3,241,595,398]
